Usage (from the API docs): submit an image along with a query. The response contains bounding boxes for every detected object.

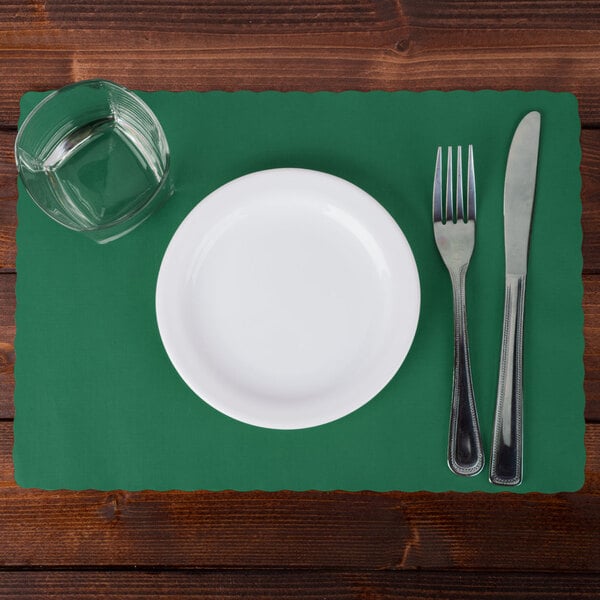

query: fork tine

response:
[446,146,454,222]
[456,146,464,222]
[467,144,476,221]
[433,146,443,222]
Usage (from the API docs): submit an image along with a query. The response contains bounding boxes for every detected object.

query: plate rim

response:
[156,167,421,429]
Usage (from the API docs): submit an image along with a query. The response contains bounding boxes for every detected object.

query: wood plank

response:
[0,131,16,271]
[0,0,404,36]
[0,570,599,599]
[585,271,600,420]
[3,0,600,35]
[1,2,600,124]
[0,273,14,419]
[582,128,600,275]
[1,0,598,48]
[5,0,599,48]
[565,129,600,277]
[0,421,598,570]
[2,48,600,128]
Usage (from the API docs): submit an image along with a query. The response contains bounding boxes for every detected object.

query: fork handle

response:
[448,266,485,477]
[490,274,526,486]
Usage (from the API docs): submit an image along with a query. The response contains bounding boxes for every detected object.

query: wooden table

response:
[1,1,599,597]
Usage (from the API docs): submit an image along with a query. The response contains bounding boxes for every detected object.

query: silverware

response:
[433,145,484,477]
[490,111,541,486]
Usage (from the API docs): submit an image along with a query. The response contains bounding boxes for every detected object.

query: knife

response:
[490,111,541,486]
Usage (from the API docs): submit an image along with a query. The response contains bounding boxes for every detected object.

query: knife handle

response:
[447,266,484,477]
[490,273,526,486]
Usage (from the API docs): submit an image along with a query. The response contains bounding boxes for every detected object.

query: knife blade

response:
[490,111,541,486]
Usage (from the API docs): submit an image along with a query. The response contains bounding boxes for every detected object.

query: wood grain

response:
[0,273,14,419]
[2,1,600,125]
[582,128,600,275]
[0,131,16,271]
[0,570,599,599]
[0,421,597,570]
[2,1,600,593]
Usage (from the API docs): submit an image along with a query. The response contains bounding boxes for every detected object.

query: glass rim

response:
[15,78,166,157]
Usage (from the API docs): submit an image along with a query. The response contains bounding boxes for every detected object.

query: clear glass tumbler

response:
[15,79,172,243]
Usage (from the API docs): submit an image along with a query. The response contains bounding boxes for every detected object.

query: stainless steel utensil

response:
[489,111,541,486]
[433,145,484,477]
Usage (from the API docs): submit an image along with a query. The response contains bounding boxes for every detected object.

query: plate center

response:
[185,200,391,401]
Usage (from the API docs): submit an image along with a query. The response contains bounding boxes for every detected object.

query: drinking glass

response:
[15,79,172,243]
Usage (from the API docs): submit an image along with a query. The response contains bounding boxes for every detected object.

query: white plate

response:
[156,168,420,429]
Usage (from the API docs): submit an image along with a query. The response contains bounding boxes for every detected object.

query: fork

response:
[433,145,484,477]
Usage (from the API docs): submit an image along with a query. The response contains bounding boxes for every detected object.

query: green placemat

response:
[14,90,584,492]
